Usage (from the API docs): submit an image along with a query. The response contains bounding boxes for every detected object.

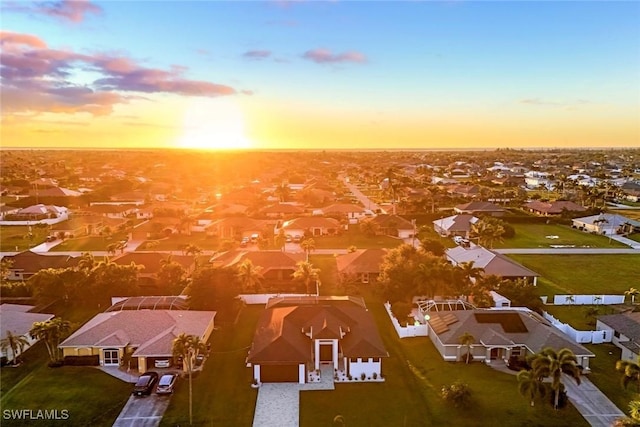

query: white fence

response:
[238,293,308,305]
[383,302,428,339]
[542,311,612,344]
[0,214,69,226]
[551,294,625,306]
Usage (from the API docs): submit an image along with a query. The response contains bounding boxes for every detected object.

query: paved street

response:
[343,179,387,214]
[494,248,640,255]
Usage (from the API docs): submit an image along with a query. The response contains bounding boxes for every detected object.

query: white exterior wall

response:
[348,357,381,379]
[253,364,261,382]
[298,364,306,384]
[397,229,414,239]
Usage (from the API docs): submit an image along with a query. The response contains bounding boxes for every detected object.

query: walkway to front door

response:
[252,365,334,427]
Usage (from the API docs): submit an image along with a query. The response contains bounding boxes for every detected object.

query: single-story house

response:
[596,312,640,362]
[3,251,79,281]
[59,310,216,373]
[0,304,55,363]
[279,217,341,237]
[207,217,271,240]
[247,296,388,383]
[317,203,367,222]
[10,204,68,221]
[426,308,594,369]
[335,249,388,284]
[363,214,415,238]
[0,205,21,220]
[260,203,306,218]
[433,214,479,238]
[210,250,305,292]
[454,201,505,217]
[523,201,586,216]
[106,296,189,312]
[446,245,540,285]
[572,214,640,235]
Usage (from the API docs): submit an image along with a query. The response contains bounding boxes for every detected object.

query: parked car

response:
[154,359,170,368]
[156,373,178,395]
[132,371,159,396]
[240,237,250,247]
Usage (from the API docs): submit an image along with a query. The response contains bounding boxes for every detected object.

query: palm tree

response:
[29,318,71,363]
[292,261,320,295]
[236,259,264,293]
[275,229,287,251]
[172,333,207,426]
[274,183,290,202]
[530,347,581,409]
[517,369,546,407]
[625,288,640,305]
[458,332,475,364]
[184,244,202,257]
[616,360,640,392]
[300,238,316,261]
[0,331,30,365]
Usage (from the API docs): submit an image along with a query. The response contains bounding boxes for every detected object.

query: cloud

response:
[243,50,272,60]
[519,98,594,109]
[519,98,562,106]
[0,32,240,116]
[302,48,367,64]
[3,0,102,23]
[0,31,48,49]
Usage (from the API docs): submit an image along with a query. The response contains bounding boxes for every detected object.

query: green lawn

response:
[136,233,220,251]
[543,305,619,331]
[160,303,260,426]
[509,254,640,295]
[300,290,587,427]
[584,343,636,416]
[0,304,126,427]
[50,232,130,252]
[0,225,49,251]
[313,227,403,250]
[496,223,626,249]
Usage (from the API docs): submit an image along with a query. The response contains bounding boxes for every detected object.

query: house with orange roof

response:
[335,249,388,284]
[247,296,388,383]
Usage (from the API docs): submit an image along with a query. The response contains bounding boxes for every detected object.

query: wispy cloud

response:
[519,98,594,110]
[3,0,102,23]
[302,48,367,64]
[0,31,241,116]
[243,50,272,60]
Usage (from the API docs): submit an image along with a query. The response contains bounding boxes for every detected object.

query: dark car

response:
[156,373,178,395]
[132,371,159,396]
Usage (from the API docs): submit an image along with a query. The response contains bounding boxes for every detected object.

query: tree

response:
[292,261,320,295]
[156,261,188,295]
[184,244,202,258]
[29,318,72,363]
[626,288,640,305]
[187,266,239,310]
[390,301,412,325]
[614,400,640,427]
[530,347,581,409]
[236,259,264,293]
[172,333,207,426]
[517,369,546,407]
[274,183,290,202]
[419,238,446,256]
[616,360,640,392]
[275,229,287,252]
[441,380,471,408]
[458,332,475,364]
[300,238,316,261]
[0,330,30,365]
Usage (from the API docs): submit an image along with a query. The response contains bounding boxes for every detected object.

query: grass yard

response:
[0,225,49,251]
[543,305,620,331]
[584,343,636,416]
[0,303,126,427]
[136,233,220,251]
[50,232,130,252]
[509,254,640,295]
[160,303,260,426]
[610,209,640,221]
[495,223,627,249]
[300,290,587,427]
[313,226,403,250]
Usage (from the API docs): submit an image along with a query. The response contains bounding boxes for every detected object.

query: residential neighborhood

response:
[1,148,639,426]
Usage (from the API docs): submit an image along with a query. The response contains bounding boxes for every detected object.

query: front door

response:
[490,348,503,360]
[319,344,333,363]
[103,348,120,366]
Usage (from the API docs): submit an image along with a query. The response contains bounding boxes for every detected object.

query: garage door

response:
[260,364,300,383]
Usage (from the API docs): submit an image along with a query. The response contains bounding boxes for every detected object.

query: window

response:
[373,358,380,363]
[103,348,119,365]
[350,358,357,363]
[614,331,621,338]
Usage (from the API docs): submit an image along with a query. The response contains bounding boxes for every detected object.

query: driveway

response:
[563,375,625,427]
[112,393,172,427]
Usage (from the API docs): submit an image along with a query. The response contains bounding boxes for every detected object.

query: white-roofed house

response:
[0,304,55,364]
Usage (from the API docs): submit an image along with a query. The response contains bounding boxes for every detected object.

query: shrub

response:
[441,381,472,407]
[360,372,366,381]
[63,355,99,366]
[391,301,412,325]
[48,360,64,368]
[373,372,378,379]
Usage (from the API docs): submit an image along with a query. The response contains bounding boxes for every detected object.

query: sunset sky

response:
[1,1,639,150]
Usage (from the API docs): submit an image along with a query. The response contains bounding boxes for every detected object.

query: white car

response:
[156,373,178,395]
[154,359,171,368]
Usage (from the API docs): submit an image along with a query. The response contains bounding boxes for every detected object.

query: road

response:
[343,179,387,214]
[494,248,640,255]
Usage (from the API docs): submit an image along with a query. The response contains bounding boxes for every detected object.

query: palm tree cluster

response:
[517,347,581,409]
[616,360,640,392]
[29,318,72,364]
[470,217,507,249]
[0,331,30,365]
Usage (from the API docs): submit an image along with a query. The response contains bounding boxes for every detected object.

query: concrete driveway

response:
[563,375,625,427]
[112,392,172,427]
